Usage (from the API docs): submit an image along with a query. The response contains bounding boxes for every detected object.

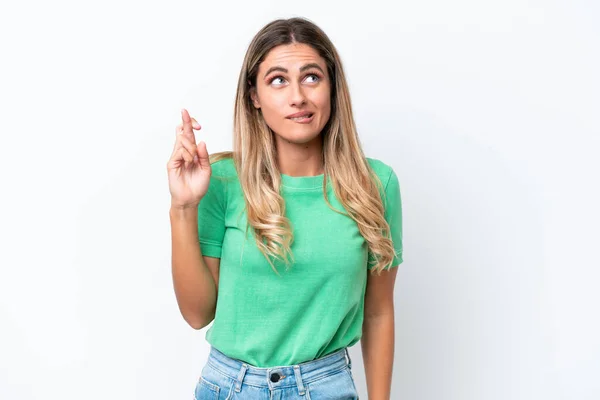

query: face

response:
[250,43,331,145]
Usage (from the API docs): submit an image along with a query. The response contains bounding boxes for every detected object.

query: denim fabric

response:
[194,346,359,399]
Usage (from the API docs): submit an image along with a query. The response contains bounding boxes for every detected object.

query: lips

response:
[286,111,314,119]
[288,113,314,123]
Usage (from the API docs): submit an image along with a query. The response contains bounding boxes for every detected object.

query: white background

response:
[1,1,598,399]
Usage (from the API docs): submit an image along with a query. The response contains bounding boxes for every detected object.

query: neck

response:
[275,134,324,177]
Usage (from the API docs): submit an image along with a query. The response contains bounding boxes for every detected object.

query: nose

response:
[288,81,306,107]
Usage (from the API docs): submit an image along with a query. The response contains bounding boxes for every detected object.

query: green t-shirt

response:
[197,156,403,368]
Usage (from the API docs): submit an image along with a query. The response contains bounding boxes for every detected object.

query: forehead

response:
[260,43,325,70]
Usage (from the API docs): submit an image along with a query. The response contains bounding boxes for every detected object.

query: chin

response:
[278,130,321,145]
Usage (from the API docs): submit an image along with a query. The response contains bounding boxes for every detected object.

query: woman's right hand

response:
[167,108,211,209]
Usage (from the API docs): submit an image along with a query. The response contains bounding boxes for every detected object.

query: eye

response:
[304,74,320,83]
[270,76,286,85]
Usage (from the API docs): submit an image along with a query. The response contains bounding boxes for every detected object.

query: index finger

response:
[181,108,196,143]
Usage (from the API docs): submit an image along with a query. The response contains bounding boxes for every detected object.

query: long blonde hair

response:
[210,17,396,275]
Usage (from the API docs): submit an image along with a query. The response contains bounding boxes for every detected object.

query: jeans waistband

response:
[205,346,353,396]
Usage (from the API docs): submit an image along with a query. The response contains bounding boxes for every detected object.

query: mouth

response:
[287,113,314,123]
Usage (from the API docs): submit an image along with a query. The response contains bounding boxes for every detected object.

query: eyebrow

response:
[263,63,325,79]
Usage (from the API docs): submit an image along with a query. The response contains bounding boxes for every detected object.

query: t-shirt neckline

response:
[280,172,326,190]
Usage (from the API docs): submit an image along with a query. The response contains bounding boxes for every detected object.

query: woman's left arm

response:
[361,266,399,400]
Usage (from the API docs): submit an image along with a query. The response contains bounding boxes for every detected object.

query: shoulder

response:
[366,157,396,188]
[209,153,238,181]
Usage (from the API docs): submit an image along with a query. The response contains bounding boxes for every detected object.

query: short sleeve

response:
[197,169,227,258]
[368,168,403,269]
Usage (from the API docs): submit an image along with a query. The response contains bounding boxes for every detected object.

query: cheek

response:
[313,85,331,105]
[264,104,289,126]
[258,91,286,114]
[314,91,331,116]
[262,105,287,128]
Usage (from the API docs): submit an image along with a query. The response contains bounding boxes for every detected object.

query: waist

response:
[205,345,353,389]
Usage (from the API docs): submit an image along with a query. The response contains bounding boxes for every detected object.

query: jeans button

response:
[270,372,280,382]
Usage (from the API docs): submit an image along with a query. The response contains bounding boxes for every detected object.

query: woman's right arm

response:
[167,108,219,330]
[170,204,220,330]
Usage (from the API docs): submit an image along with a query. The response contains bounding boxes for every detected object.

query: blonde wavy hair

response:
[210,17,396,275]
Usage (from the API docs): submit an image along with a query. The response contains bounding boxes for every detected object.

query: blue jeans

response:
[194,346,359,399]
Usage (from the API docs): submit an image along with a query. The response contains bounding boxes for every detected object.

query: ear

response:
[249,84,261,109]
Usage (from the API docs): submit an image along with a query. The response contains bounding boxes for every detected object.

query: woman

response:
[167,17,403,400]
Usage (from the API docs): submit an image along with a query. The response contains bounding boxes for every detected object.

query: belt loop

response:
[235,363,248,392]
[293,365,306,395]
[344,347,352,370]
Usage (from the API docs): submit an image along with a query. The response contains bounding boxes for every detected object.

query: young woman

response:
[167,17,403,400]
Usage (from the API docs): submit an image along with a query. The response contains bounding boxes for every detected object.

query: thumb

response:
[196,141,210,169]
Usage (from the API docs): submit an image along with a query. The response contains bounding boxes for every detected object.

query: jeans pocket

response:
[306,367,359,400]
[194,376,220,400]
